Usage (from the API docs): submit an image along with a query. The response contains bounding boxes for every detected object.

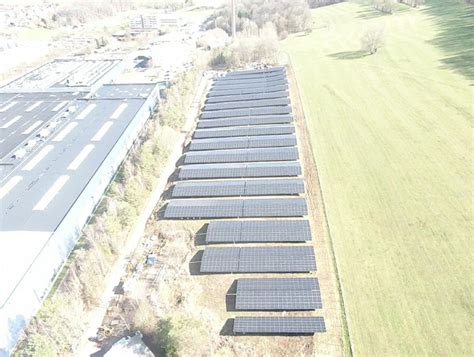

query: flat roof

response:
[0,83,157,305]
[2,59,122,90]
[0,91,85,161]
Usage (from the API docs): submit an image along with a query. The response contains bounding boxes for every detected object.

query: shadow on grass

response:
[328,50,369,60]
[356,6,392,19]
[422,0,474,81]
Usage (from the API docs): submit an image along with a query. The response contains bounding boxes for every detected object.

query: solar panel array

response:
[200,246,316,273]
[189,134,297,151]
[172,179,304,198]
[201,106,291,120]
[233,316,326,334]
[197,114,293,129]
[206,220,311,243]
[235,278,322,310]
[161,66,325,336]
[194,124,295,139]
[164,198,308,219]
[204,98,290,111]
[184,147,299,164]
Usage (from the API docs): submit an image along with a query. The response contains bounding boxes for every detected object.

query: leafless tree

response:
[361,26,385,55]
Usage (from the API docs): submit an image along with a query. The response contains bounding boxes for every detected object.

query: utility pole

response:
[231,0,236,39]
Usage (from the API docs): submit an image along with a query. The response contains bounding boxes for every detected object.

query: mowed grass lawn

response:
[283,1,472,356]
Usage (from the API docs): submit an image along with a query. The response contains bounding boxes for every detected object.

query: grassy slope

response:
[282,1,472,356]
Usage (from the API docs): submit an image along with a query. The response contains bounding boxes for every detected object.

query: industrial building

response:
[0,57,160,354]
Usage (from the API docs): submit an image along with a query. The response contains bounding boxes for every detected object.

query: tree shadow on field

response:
[328,50,369,60]
[422,0,474,82]
[356,6,392,20]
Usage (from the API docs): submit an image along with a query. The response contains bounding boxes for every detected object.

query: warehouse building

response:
[0,58,160,355]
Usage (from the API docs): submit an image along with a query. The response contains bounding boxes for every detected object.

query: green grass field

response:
[283,1,473,355]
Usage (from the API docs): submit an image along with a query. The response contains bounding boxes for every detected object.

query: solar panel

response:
[224,67,285,77]
[163,198,308,219]
[212,80,287,91]
[204,98,290,111]
[206,91,288,104]
[183,147,299,164]
[171,179,304,198]
[201,106,291,120]
[178,162,302,180]
[163,199,243,219]
[238,246,316,273]
[237,278,319,291]
[233,316,326,335]
[205,219,311,243]
[193,125,295,139]
[243,197,307,217]
[213,76,286,87]
[200,247,240,273]
[207,85,288,97]
[200,246,316,273]
[197,114,293,129]
[220,71,286,81]
[235,278,322,310]
[189,135,297,151]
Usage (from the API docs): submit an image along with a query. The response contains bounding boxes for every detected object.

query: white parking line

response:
[67,144,94,170]
[52,101,68,112]
[1,115,22,129]
[25,101,43,112]
[53,122,78,142]
[110,103,128,119]
[22,120,43,135]
[0,176,22,200]
[0,101,17,112]
[33,175,69,211]
[22,145,54,171]
[76,103,97,120]
[91,121,113,141]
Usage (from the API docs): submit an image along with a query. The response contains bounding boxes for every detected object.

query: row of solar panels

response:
[189,134,296,151]
[207,84,288,98]
[205,220,311,243]
[164,198,308,218]
[172,178,305,198]
[194,124,295,139]
[197,114,293,129]
[184,147,298,164]
[213,75,286,88]
[179,162,302,180]
[233,316,326,334]
[201,105,291,120]
[200,246,316,273]
[205,91,288,104]
[204,98,290,112]
[234,278,322,310]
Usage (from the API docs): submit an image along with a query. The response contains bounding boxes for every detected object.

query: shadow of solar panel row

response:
[194,124,295,139]
[200,246,316,273]
[206,91,288,104]
[224,67,285,77]
[235,278,322,310]
[197,115,293,129]
[205,219,311,243]
[233,316,326,335]
[201,106,291,120]
[207,84,288,97]
[204,98,290,112]
[212,76,286,88]
[172,179,304,198]
[184,147,298,164]
[189,134,296,151]
[163,198,308,219]
[210,80,288,93]
[178,162,302,180]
